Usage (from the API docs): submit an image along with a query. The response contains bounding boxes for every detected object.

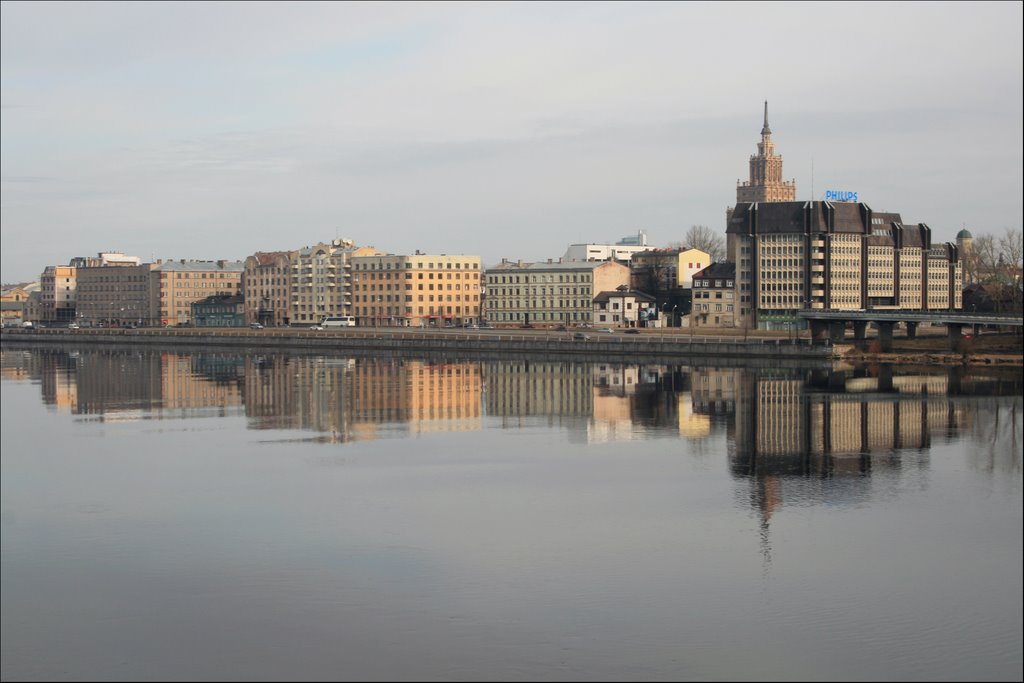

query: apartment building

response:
[350,252,482,327]
[75,263,152,326]
[484,258,629,327]
[726,201,961,329]
[39,265,77,324]
[691,262,737,329]
[289,240,384,326]
[149,260,244,326]
[243,251,292,327]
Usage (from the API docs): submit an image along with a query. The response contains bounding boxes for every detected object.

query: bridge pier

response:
[853,321,867,340]
[810,320,830,341]
[878,364,894,392]
[829,322,846,342]
[906,322,918,339]
[877,322,894,352]
[948,323,964,350]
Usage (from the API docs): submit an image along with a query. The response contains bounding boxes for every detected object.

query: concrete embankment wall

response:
[2,328,836,363]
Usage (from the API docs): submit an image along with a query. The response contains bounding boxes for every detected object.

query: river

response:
[1,345,1021,681]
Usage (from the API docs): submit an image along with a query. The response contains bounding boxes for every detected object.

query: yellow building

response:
[350,252,482,327]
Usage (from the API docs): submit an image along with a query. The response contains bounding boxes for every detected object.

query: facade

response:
[726,201,962,329]
[149,260,244,327]
[289,240,384,326]
[691,263,737,329]
[72,252,149,326]
[75,263,152,327]
[562,230,651,263]
[735,102,797,204]
[243,251,292,327]
[39,265,77,323]
[1,286,32,326]
[349,252,482,327]
[629,247,710,291]
[484,259,630,327]
[192,294,246,327]
[592,289,657,328]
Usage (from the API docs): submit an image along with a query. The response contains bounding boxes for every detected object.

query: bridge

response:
[798,310,1023,351]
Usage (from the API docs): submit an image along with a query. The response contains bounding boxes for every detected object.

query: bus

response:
[321,316,356,327]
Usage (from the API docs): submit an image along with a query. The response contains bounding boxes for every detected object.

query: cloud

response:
[1,1,1021,282]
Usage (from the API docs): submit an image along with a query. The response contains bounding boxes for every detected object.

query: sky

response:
[2,1,1022,284]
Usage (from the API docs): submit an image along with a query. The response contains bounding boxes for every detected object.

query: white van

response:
[321,316,356,328]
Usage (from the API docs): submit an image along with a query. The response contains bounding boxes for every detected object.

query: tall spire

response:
[761,100,771,136]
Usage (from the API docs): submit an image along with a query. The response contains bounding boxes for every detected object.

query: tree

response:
[683,224,726,262]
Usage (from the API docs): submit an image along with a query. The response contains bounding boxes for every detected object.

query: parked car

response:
[249,322,264,330]
[309,325,324,331]
[573,332,591,341]
[597,327,615,333]
[576,322,592,329]
[68,323,80,329]
[624,328,640,334]
[21,321,34,328]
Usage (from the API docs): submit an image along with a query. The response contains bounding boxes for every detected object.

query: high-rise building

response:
[726,201,962,329]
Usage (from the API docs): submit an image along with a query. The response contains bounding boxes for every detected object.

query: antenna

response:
[810,157,814,202]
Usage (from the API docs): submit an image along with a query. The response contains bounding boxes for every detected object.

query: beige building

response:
[243,251,292,327]
[289,240,385,326]
[735,102,797,204]
[149,260,244,326]
[484,258,630,327]
[1,286,32,326]
[691,262,737,329]
[350,252,482,327]
[39,265,78,324]
[726,201,962,329]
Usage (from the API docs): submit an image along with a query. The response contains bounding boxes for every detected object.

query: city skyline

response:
[2,1,1022,284]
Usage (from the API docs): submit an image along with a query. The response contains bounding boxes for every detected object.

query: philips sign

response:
[824,190,858,202]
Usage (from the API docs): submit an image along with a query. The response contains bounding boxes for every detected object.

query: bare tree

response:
[683,224,726,262]
[998,227,1023,312]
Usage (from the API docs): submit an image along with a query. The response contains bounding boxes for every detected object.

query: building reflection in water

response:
[3,346,1019,471]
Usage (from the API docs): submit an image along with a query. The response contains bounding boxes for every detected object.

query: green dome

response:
[956,228,973,239]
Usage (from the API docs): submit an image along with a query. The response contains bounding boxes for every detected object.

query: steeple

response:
[736,102,795,204]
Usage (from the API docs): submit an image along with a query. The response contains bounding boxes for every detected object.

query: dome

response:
[956,228,973,239]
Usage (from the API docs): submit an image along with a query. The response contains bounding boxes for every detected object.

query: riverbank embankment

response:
[2,326,835,363]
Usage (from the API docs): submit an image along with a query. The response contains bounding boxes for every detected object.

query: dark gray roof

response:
[692,262,735,281]
[592,290,657,304]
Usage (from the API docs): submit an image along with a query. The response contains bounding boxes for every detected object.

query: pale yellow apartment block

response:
[349,252,482,327]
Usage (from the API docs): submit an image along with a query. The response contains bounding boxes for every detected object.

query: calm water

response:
[1,345,1021,682]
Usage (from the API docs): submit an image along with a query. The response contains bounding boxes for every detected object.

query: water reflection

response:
[2,346,1021,681]
[3,346,1020,459]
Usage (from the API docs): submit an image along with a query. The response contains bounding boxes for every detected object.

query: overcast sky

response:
[2,1,1021,284]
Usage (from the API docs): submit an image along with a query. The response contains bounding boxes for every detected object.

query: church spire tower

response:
[737,101,796,203]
